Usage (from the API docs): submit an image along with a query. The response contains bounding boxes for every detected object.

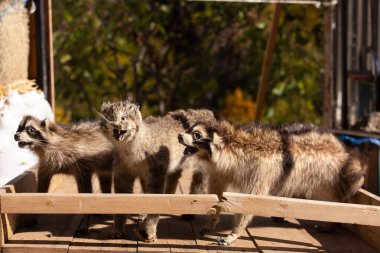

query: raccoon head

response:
[100,100,142,142]
[14,116,55,149]
[178,122,223,160]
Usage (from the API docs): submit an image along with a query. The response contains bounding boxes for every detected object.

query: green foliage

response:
[53,1,323,124]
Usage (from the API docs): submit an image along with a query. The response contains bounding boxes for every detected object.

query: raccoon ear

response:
[101,101,112,112]
[41,119,57,132]
[212,132,224,147]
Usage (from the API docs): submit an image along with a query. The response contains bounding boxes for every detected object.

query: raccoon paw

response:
[109,231,126,239]
[216,236,231,245]
[138,214,147,222]
[200,228,211,237]
[181,214,195,221]
[133,227,157,243]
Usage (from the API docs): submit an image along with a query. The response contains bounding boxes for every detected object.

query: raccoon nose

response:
[178,134,184,143]
[14,133,20,141]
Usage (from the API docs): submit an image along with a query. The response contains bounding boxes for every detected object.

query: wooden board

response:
[2,214,82,253]
[68,214,137,253]
[1,167,38,246]
[247,217,321,252]
[346,189,380,251]
[1,193,219,215]
[300,219,379,253]
[220,192,380,226]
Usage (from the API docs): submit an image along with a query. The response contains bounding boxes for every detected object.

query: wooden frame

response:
[1,168,380,251]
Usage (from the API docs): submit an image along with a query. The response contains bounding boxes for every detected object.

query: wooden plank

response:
[220,192,380,226]
[345,189,380,251]
[300,219,379,253]
[68,176,147,252]
[332,128,380,139]
[1,167,38,245]
[68,214,137,253]
[247,217,321,252]
[44,0,55,111]
[1,193,219,215]
[2,214,82,253]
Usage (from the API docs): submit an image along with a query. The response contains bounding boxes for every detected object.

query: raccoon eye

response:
[26,126,36,135]
[121,116,128,121]
[193,132,202,140]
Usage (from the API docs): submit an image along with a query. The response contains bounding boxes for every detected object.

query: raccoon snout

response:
[113,124,121,130]
[14,133,20,141]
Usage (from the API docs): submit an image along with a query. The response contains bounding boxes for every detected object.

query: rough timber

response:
[0,169,379,253]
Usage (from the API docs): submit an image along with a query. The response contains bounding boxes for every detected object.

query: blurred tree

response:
[222,87,255,124]
[53,0,323,124]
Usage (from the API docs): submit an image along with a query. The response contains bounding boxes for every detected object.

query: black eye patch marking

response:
[26,126,37,136]
[16,124,23,133]
[193,131,202,140]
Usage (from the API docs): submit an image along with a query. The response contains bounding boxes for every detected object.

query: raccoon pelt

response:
[179,120,367,245]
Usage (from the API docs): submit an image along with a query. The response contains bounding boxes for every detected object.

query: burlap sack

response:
[0,0,29,85]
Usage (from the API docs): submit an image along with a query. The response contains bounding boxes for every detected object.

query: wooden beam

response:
[189,0,332,4]
[1,193,219,215]
[254,3,282,121]
[2,190,380,227]
[220,192,380,226]
[1,167,38,245]
[44,0,55,112]
[345,189,380,251]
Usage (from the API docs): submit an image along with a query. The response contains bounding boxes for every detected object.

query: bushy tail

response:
[340,149,367,202]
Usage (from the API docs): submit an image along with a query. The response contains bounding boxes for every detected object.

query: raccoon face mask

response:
[100,101,141,142]
[14,116,53,149]
[178,123,218,159]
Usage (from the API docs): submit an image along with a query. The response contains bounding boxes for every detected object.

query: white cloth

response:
[0,90,54,186]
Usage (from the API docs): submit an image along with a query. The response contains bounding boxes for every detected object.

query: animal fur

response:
[14,115,113,234]
[178,120,367,245]
[169,109,216,195]
[100,101,211,241]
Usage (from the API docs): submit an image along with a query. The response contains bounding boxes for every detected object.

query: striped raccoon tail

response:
[340,149,367,202]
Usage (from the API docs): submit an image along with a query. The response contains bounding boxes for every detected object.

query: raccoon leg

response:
[164,168,183,194]
[28,170,54,227]
[182,169,208,221]
[138,162,167,242]
[200,176,226,236]
[75,171,93,235]
[310,185,340,233]
[37,170,53,193]
[111,171,135,239]
[217,214,253,245]
[190,169,207,194]
[98,172,112,193]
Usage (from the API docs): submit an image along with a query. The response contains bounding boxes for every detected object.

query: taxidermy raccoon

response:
[169,109,216,196]
[178,120,367,245]
[100,100,197,242]
[14,115,114,234]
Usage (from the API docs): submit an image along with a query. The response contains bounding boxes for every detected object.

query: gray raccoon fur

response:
[178,120,367,245]
[100,101,213,241]
[14,115,113,234]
